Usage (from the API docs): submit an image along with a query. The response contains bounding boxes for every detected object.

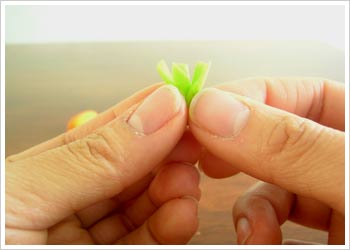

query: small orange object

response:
[67,110,98,130]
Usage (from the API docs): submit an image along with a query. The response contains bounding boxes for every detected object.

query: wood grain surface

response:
[6,41,342,244]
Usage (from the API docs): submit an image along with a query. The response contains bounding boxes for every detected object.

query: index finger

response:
[197,77,345,179]
[189,80,344,212]
[216,77,344,131]
[7,83,162,162]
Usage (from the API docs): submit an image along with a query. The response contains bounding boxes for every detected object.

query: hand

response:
[188,77,345,244]
[6,84,201,245]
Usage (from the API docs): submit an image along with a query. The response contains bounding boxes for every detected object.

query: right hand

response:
[188,77,345,244]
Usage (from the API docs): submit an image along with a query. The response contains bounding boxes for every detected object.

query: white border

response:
[1,1,349,249]
[1,1,6,249]
[344,0,349,248]
[0,246,349,250]
[1,0,349,6]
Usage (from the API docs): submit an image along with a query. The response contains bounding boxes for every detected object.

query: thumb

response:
[189,88,344,213]
[6,85,186,229]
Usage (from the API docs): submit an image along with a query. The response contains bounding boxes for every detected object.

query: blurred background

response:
[5,4,346,156]
[5,3,345,245]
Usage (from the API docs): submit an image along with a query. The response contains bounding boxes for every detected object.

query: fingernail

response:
[190,88,250,137]
[128,85,182,134]
[182,195,199,206]
[182,195,199,220]
[197,161,203,173]
[236,217,251,245]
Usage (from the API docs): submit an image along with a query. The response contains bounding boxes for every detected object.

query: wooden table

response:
[6,41,343,244]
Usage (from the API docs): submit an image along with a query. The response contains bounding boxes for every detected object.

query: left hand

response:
[6,84,201,245]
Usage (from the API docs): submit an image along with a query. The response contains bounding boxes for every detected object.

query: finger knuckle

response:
[267,116,318,158]
[66,126,132,181]
[267,115,308,156]
[261,115,323,181]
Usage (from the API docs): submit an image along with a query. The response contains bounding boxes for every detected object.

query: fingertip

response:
[189,88,250,138]
[165,129,202,164]
[233,195,282,245]
[148,198,199,244]
[199,150,240,178]
[115,197,198,245]
[149,163,201,206]
[127,85,185,135]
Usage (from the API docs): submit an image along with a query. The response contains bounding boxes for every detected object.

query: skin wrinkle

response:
[6,154,21,163]
[283,79,294,113]
[265,78,321,119]
[45,147,116,216]
[276,116,308,156]
[6,77,344,244]
[6,183,58,230]
[102,203,123,228]
[197,77,344,244]
[6,185,45,230]
[75,210,88,230]
[6,227,48,245]
[283,124,324,185]
[319,80,342,129]
[9,140,115,226]
[9,159,65,222]
[314,80,325,123]
[65,124,133,203]
[6,84,162,165]
[46,155,91,215]
[63,141,119,200]
[122,195,152,230]
[119,213,137,234]
[265,114,289,155]
[303,79,316,120]
[103,215,130,243]
[48,216,90,245]
[243,109,281,184]
[85,131,123,172]
[88,174,161,244]
[85,211,124,243]
[146,188,160,211]
[269,121,323,197]
[318,80,329,126]
[77,198,121,229]
[6,82,201,245]
[305,79,324,123]
[296,79,305,116]
[248,110,330,199]
[261,78,269,104]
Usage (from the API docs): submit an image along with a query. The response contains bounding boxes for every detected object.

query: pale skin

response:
[190,77,345,244]
[6,84,202,245]
[6,77,344,245]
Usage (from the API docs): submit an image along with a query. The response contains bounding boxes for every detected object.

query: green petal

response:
[172,63,191,97]
[156,60,174,84]
[156,60,210,106]
[175,63,190,79]
[186,62,211,104]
